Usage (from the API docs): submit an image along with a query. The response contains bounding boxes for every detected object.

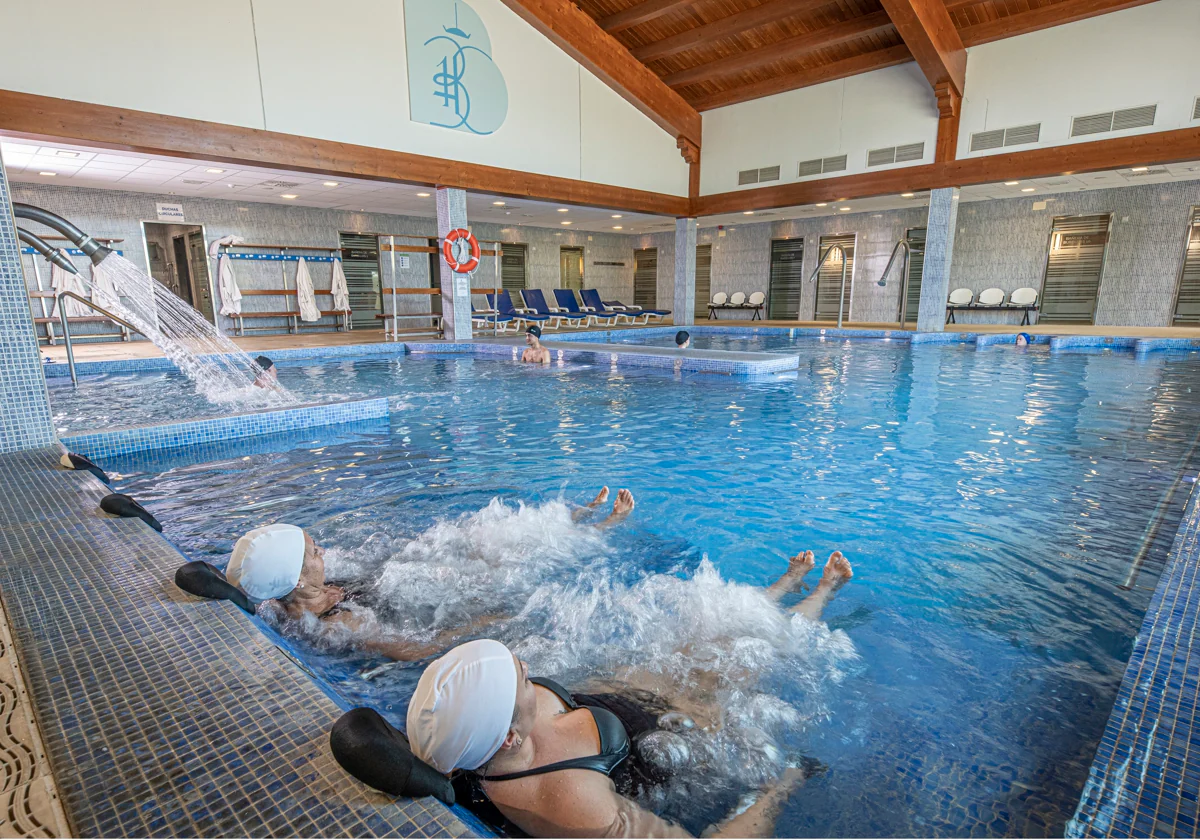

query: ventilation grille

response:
[797,155,848,177]
[260,179,302,188]
[1119,167,1169,179]
[180,179,209,185]
[866,142,925,167]
[1071,104,1156,138]
[969,123,1041,152]
[1194,97,1200,121]
[738,165,781,185]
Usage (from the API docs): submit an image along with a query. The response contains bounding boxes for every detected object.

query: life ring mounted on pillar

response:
[442,228,481,274]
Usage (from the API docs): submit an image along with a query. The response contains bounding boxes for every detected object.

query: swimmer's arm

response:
[327,611,506,661]
[512,776,691,838]
[700,766,806,839]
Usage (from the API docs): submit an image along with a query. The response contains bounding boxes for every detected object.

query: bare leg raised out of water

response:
[790,551,853,622]
[571,486,610,522]
[765,550,816,601]
[596,489,635,530]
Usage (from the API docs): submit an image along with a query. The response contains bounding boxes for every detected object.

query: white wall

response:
[0,0,689,197]
[699,63,939,196]
[958,0,1200,158]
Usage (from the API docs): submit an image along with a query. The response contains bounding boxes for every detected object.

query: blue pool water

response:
[102,344,1200,837]
[580,328,900,354]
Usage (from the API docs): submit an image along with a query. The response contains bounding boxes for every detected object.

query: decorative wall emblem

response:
[404,0,508,135]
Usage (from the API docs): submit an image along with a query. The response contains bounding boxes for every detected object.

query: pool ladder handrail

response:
[808,244,849,329]
[877,238,918,329]
[55,291,147,387]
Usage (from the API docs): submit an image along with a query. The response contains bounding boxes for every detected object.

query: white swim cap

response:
[407,639,519,774]
[226,524,306,600]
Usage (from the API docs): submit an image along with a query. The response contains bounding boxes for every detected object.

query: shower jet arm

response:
[12,203,112,265]
[17,227,82,275]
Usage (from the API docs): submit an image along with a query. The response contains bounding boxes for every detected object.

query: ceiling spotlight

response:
[743,211,755,215]
[816,202,827,207]
[416,192,431,197]
[1131,166,1149,172]
[557,208,569,213]
[280,193,298,199]
[38,171,56,176]
[55,150,79,158]
[206,168,225,174]
[1021,187,1036,192]
[613,225,623,230]
[611,214,623,219]
[1005,181,1020,186]
[492,200,506,206]
[901,192,914,198]
[839,207,851,212]
[323,181,339,187]
[561,220,572,225]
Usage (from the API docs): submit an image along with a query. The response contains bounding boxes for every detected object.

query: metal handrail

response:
[808,245,848,328]
[56,291,145,387]
[878,239,913,328]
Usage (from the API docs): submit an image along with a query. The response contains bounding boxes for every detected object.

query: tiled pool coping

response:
[0,446,471,839]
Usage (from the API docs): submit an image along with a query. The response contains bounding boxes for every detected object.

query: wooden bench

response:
[28,291,131,345]
[232,289,351,335]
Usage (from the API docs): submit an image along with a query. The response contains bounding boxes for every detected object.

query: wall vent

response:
[1120,167,1169,179]
[969,123,1041,152]
[738,165,781,185]
[867,143,924,167]
[1193,97,1200,120]
[797,155,847,177]
[1070,104,1156,138]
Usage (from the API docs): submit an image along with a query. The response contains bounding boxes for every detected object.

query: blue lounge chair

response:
[580,289,664,325]
[553,289,622,326]
[520,289,588,329]
[487,290,551,330]
[472,300,515,332]
[599,294,670,324]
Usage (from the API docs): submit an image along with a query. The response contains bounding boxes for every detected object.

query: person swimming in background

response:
[675,331,690,350]
[521,325,551,365]
[252,355,279,388]
[405,550,855,839]
[1016,332,1032,347]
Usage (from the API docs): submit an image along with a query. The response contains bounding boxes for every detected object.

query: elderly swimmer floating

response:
[404,550,854,838]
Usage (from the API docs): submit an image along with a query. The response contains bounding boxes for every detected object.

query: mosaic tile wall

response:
[12,183,639,334]
[0,162,55,454]
[917,188,960,332]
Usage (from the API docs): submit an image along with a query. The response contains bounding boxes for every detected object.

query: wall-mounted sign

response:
[404,0,508,135]
[155,202,186,223]
[399,254,411,269]
[593,261,626,267]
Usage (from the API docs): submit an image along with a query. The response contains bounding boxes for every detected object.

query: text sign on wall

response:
[155,203,186,223]
[403,0,508,136]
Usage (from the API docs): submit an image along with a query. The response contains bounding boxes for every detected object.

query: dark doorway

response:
[142,221,215,323]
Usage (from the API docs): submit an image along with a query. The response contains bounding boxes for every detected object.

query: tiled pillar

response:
[0,160,54,453]
[673,217,697,327]
[436,187,473,341]
[916,187,960,333]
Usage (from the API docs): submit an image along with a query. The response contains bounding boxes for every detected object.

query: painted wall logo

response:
[404,0,508,135]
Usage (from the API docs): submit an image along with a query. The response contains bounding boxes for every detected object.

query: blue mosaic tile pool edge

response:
[62,397,390,461]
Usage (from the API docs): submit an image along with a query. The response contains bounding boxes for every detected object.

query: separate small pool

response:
[558,325,906,354]
[99,341,1200,838]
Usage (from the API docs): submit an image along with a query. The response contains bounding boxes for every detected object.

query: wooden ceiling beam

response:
[663,9,895,89]
[694,124,1200,215]
[495,0,700,145]
[877,0,966,96]
[690,44,913,111]
[598,0,693,34]
[631,0,832,63]
[959,0,1162,47]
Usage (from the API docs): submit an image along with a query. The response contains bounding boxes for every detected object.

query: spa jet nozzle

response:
[17,227,81,274]
[12,203,113,265]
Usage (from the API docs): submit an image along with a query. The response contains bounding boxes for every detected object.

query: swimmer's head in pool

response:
[227,523,306,600]
[255,355,275,371]
[526,325,542,344]
[1016,333,1032,346]
[407,639,521,774]
[675,330,690,349]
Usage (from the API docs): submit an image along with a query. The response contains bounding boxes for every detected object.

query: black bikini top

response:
[480,677,631,782]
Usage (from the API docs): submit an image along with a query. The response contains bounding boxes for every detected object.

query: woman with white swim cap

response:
[406,551,855,838]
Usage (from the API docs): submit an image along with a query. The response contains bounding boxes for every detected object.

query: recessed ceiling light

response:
[743,211,755,215]
[557,208,569,213]
[1005,181,1020,186]
[323,181,339,187]
[38,171,55,176]
[611,214,622,219]
[280,193,298,199]
[492,200,506,206]
[901,192,914,198]
[1131,166,1149,172]
[1021,187,1036,192]
[55,150,79,158]
[206,168,225,174]
[227,183,236,188]
[839,207,851,211]
[416,192,431,197]
[613,225,623,230]
[816,202,827,207]
[555,232,562,236]
[561,220,572,225]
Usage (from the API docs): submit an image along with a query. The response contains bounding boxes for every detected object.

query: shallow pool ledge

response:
[62,397,389,461]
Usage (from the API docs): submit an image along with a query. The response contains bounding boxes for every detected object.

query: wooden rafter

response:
[663,10,895,90]
[958,0,1162,47]
[495,0,700,145]
[631,0,832,63]
[598,0,693,33]
[877,0,966,96]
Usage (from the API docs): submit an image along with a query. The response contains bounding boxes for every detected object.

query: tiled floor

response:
[0,447,471,839]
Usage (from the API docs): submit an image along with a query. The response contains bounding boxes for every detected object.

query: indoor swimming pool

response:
[90,341,1200,838]
[563,326,904,354]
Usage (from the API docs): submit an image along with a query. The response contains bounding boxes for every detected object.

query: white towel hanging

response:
[330,258,351,313]
[49,251,91,318]
[295,257,321,322]
[217,253,242,316]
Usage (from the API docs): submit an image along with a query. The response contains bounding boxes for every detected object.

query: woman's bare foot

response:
[766,550,815,600]
[587,486,610,508]
[597,489,635,529]
[820,551,853,588]
[790,552,852,621]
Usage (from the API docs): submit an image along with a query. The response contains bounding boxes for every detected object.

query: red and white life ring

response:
[442,229,481,274]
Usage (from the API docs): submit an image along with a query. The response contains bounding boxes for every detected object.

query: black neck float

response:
[99,493,162,531]
[174,561,255,614]
[330,708,456,805]
[60,452,110,484]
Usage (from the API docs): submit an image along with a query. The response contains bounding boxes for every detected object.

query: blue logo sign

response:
[404,0,508,135]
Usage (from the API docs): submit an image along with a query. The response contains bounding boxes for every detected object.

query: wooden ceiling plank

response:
[959,0,1162,47]
[877,0,966,95]
[690,44,913,110]
[598,0,694,33]
[663,9,895,89]
[495,0,700,144]
[632,0,832,63]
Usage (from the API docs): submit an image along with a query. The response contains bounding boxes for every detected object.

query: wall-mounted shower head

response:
[17,227,81,274]
[12,203,112,265]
